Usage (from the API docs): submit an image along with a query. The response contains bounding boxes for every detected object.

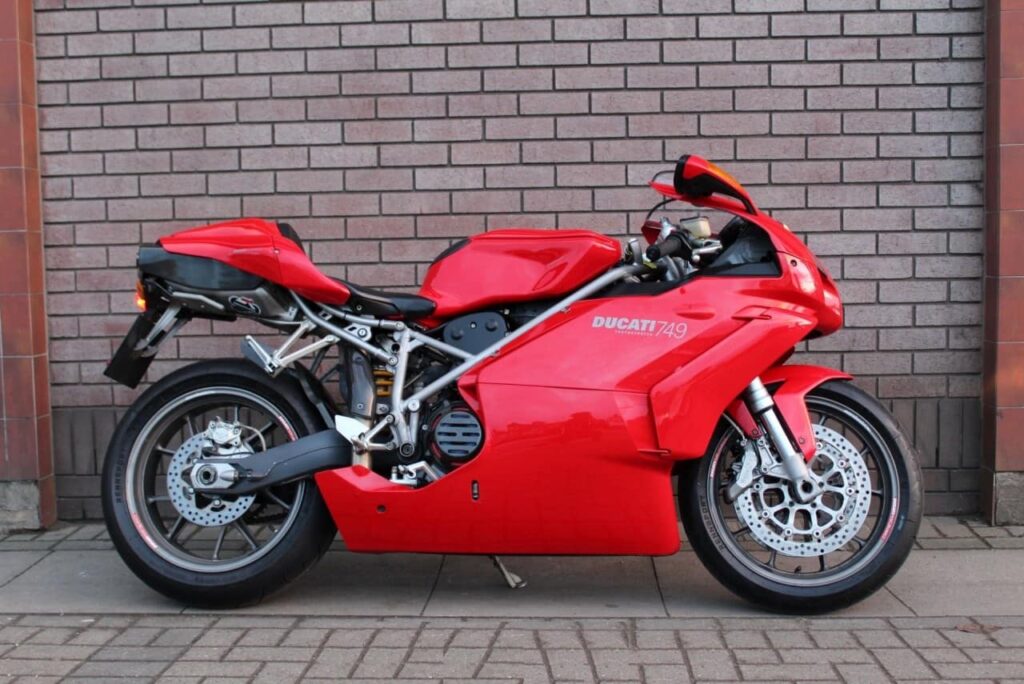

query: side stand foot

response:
[491,555,527,589]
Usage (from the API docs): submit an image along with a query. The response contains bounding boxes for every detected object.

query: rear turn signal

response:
[135,281,147,312]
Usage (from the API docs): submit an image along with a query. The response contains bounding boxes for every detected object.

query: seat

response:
[275,223,436,319]
[343,281,437,319]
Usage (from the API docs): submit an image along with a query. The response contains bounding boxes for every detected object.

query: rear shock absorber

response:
[373,368,394,401]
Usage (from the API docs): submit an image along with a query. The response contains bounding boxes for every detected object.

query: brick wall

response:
[32,0,985,519]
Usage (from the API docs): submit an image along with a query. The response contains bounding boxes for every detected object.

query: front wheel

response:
[102,360,338,608]
[679,380,922,613]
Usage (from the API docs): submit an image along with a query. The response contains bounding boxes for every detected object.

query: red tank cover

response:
[419,229,621,318]
[158,218,350,305]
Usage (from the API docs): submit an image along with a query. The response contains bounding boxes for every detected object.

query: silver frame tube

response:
[276,262,644,456]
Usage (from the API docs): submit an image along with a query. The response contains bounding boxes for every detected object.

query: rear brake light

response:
[135,281,147,312]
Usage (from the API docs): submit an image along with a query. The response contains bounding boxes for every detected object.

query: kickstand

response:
[491,555,527,589]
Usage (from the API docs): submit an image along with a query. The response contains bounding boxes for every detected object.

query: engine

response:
[348,308,523,485]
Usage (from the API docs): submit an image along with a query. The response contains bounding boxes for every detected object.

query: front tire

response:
[679,380,922,613]
[102,360,338,608]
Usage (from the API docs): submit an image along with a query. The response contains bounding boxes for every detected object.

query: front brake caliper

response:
[725,439,759,503]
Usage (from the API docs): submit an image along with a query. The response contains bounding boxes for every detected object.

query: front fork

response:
[742,378,822,503]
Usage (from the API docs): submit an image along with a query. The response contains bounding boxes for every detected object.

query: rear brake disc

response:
[166,434,255,527]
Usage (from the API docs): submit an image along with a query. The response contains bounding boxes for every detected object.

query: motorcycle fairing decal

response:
[726,364,853,462]
[591,315,688,339]
[316,384,680,556]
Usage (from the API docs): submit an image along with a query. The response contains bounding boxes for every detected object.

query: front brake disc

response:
[734,424,872,557]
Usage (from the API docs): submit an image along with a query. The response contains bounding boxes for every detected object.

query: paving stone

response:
[918,538,989,550]
[898,629,952,648]
[252,661,309,683]
[108,627,161,646]
[779,647,872,663]
[678,629,726,648]
[643,662,692,683]
[69,659,170,677]
[733,647,780,664]
[162,660,262,678]
[4,643,99,660]
[475,662,551,683]
[450,628,499,647]
[237,627,287,646]
[281,627,328,647]
[688,648,739,680]
[835,662,892,681]
[917,647,971,663]
[0,658,78,676]
[740,663,841,679]
[634,630,677,649]
[767,630,817,649]
[194,627,244,646]
[940,628,999,648]
[304,647,362,678]
[546,648,594,681]
[495,628,541,648]
[0,626,42,644]
[152,627,204,646]
[538,629,585,648]
[225,646,317,662]
[24,627,76,644]
[369,627,418,647]
[91,645,185,661]
[350,646,407,678]
[324,628,376,648]
[873,648,938,679]
[723,630,769,649]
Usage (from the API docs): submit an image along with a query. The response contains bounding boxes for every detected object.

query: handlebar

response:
[645,232,691,262]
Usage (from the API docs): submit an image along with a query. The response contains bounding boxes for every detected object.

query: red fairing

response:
[726,365,853,461]
[318,252,849,553]
[316,385,680,555]
[159,218,351,305]
[418,229,621,318]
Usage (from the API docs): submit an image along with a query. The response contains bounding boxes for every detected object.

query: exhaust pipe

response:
[193,429,351,495]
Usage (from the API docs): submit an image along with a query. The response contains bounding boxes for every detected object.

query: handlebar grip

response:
[645,233,687,261]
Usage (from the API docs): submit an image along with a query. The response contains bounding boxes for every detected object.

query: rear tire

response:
[679,381,922,613]
[102,360,338,608]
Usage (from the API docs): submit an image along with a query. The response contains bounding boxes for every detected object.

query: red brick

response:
[445,0,515,19]
[483,19,551,42]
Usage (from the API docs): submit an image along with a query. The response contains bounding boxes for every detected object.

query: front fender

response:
[726,365,852,461]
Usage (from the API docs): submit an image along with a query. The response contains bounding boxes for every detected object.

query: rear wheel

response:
[102,360,338,608]
[679,381,921,613]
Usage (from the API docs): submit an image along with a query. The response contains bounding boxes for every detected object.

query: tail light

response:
[135,280,147,312]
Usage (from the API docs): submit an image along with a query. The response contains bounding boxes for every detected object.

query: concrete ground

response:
[0,516,1023,682]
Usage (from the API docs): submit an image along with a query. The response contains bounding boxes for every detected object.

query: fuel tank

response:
[419,229,622,318]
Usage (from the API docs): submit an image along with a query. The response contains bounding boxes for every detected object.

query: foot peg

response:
[491,555,527,589]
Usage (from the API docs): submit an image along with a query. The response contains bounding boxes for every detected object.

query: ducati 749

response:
[101,154,922,612]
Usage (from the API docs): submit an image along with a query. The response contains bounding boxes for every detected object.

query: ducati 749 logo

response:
[591,316,687,339]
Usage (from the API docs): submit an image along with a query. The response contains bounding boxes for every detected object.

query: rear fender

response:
[726,364,852,461]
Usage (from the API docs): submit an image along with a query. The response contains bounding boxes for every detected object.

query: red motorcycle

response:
[102,154,921,612]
